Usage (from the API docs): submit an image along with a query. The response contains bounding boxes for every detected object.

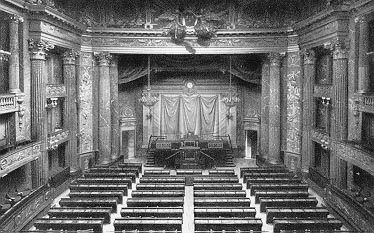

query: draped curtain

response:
[160,94,218,139]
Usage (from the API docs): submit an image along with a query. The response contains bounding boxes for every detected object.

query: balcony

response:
[0,94,17,115]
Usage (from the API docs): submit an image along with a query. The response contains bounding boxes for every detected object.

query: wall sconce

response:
[320,138,330,150]
[46,97,58,109]
[321,97,331,106]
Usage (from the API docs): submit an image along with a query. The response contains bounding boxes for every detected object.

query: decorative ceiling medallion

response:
[183,79,197,96]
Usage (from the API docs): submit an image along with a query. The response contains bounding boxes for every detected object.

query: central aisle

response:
[182,186,195,233]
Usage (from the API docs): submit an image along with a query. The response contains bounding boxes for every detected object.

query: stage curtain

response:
[200,95,218,139]
[160,95,180,140]
[179,96,201,137]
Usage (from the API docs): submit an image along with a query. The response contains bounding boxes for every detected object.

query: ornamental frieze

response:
[0,143,42,177]
[48,130,69,150]
[311,129,330,149]
[46,84,66,98]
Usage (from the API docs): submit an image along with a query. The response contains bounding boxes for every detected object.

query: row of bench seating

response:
[193,169,263,232]
[31,162,142,233]
[114,169,185,232]
[241,166,343,232]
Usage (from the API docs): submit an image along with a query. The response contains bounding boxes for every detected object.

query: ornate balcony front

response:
[0,94,17,114]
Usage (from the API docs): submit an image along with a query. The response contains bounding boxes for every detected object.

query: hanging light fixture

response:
[222,56,240,119]
[139,55,158,119]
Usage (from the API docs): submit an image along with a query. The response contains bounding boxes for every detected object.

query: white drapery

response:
[159,94,219,139]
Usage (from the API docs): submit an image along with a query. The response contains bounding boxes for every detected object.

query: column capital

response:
[94,52,112,66]
[9,14,24,23]
[268,52,282,67]
[302,49,316,65]
[28,39,54,60]
[63,49,80,65]
[333,41,348,60]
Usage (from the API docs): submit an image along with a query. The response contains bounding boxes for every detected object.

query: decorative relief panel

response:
[47,130,69,150]
[78,52,94,154]
[0,143,42,177]
[311,129,331,149]
[46,84,66,98]
[314,85,332,98]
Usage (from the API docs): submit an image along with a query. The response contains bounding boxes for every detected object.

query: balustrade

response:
[0,94,17,114]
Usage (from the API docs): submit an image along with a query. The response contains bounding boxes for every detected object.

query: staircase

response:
[145,150,156,167]
[224,149,235,167]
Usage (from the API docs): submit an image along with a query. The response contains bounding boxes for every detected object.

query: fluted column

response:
[95,52,112,164]
[260,59,270,160]
[268,53,281,164]
[9,15,23,94]
[302,49,316,170]
[357,16,369,93]
[331,42,349,188]
[110,56,120,161]
[29,39,54,186]
[63,49,79,172]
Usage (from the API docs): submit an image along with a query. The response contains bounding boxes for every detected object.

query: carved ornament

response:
[48,130,69,150]
[94,52,112,66]
[332,40,348,60]
[28,39,54,60]
[314,85,332,98]
[0,94,17,114]
[268,52,281,67]
[0,143,42,177]
[46,84,66,98]
[9,14,24,23]
[311,129,330,150]
[120,105,135,119]
[62,49,80,65]
[302,49,316,65]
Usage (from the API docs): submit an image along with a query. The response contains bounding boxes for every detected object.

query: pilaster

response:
[95,52,112,164]
[260,59,270,160]
[8,14,23,94]
[110,56,120,161]
[357,16,370,93]
[268,52,282,164]
[28,39,54,186]
[63,49,79,172]
[302,49,316,171]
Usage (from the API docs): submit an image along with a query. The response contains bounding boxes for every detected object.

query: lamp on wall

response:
[222,56,240,119]
[139,55,158,119]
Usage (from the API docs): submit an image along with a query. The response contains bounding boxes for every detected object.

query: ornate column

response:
[95,52,112,164]
[63,49,79,171]
[302,49,316,171]
[8,15,23,94]
[110,56,120,161]
[331,42,349,188]
[28,39,54,186]
[357,16,369,93]
[260,59,270,160]
[268,53,281,164]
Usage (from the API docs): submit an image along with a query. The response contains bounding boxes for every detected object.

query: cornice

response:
[350,0,374,15]
[293,7,349,32]
[3,0,25,9]
[27,3,86,33]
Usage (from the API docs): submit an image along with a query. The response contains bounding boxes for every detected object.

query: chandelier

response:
[222,56,240,119]
[139,55,158,119]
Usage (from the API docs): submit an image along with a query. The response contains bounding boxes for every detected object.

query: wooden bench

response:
[69,184,128,195]
[194,198,251,207]
[246,177,302,186]
[69,191,124,202]
[127,197,184,207]
[194,207,256,218]
[118,162,143,173]
[266,207,330,223]
[243,172,295,181]
[132,191,185,197]
[114,218,182,231]
[193,177,239,184]
[59,198,118,212]
[194,218,262,231]
[48,207,111,224]
[194,184,243,190]
[143,170,171,176]
[34,218,103,233]
[208,169,236,176]
[273,218,343,233]
[136,183,185,190]
[259,198,318,212]
[176,169,202,175]
[83,172,136,182]
[75,177,132,188]
[89,167,139,177]
[240,167,287,177]
[194,190,246,198]
[250,183,309,195]
[121,207,183,218]
[140,177,185,184]
[255,191,310,203]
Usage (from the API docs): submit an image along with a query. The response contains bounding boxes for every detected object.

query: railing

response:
[213,135,233,153]
[364,96,374,107]
[309,166,330,188]
[165,151,180,160]
[200,151,216,166]
[0,94,17,114]
[146,135,167,153]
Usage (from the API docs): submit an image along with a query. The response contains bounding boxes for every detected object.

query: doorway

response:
[245,130,258,159]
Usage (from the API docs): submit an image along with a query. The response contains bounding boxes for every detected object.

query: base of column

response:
[267,158,282,165]
[100,158,111,165]
[9,88,21,94]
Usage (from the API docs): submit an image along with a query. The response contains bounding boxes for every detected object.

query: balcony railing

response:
[0,94,17,114]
